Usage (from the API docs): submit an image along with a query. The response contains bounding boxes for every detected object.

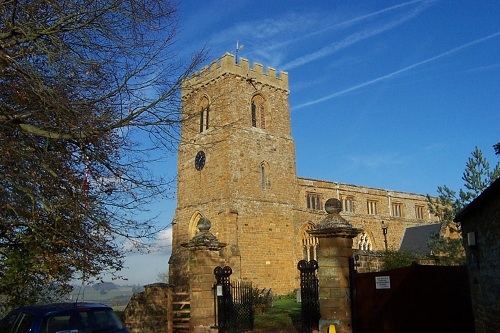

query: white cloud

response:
[294,31,500,110]
[282,2,432,70]
[156,229,172,249]
[120,228,172,254]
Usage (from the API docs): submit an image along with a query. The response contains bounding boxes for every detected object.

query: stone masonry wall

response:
[455,182,500,333]
[297,177,439,252]
[121,283,170,333]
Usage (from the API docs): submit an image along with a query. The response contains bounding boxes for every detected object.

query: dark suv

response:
[0,302,130,333]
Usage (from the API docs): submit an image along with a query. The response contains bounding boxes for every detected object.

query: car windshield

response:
[42,309,124,333]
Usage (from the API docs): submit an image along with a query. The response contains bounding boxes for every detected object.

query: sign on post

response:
[375,276,391,289]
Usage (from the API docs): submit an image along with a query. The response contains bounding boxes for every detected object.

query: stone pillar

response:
[181,217,226,332]
[309,199,362,333]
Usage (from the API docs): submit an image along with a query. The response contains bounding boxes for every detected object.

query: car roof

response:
[13,302,112,316]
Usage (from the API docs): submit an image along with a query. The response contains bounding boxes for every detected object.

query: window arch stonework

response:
[298,222,319,261]
[188,211,203,240]
[357,231,372,251]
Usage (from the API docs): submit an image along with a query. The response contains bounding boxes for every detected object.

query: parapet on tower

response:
[181,53,289,98]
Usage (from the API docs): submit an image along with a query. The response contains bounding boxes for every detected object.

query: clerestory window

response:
[342,196,355,213]
[391,202,403,217]
[306,193,322,211]
[367,200,378,215]
[415,205,425,220]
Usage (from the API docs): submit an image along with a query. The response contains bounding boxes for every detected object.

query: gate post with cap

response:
[181,217,227,331]
[308,198,362,333]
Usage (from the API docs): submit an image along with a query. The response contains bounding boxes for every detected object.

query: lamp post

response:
[381,221,388,251]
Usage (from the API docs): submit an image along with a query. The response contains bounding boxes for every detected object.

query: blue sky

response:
[114,0,500,286]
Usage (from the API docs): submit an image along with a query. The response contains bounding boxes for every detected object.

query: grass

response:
[253,297,301,332]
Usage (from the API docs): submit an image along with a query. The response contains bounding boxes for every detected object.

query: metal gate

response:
[352,264,474,333]
[213,266,254,333]
[298,259,320,333]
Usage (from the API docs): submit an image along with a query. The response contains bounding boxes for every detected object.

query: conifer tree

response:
[426,146,500,264]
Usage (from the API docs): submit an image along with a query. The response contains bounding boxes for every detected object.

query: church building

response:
[168,53,439,294]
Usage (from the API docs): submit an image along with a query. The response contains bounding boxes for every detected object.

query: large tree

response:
[427,146,500,264]
[0,0,204,309]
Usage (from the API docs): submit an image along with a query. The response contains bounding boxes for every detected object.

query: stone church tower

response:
[169,53,303,293]
[169,53,439,294]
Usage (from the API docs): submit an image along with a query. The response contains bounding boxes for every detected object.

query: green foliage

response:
[427,235,466,266]
[427,185,457,225]
[92,282,119,292]
[274,290,298,301]
[252,287,274,314]
[425,146,499,266]
[381,250,423,270]
[459,146,500,207]
[428,146,500,225]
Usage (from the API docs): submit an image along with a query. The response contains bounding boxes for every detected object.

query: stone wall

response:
[353,251,437,274]
[353,252,385,273]
[454,178,500,333]
[121,283,170,333]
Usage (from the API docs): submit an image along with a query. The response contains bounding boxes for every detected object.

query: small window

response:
[306,193,322,211]
[392,203,402,217]
[198,97,210,133]
[342,196,355,213]
[367,200,377,215]
[260,163,267,190]
[251,103,257,127]
[415,205,425,220]
[260,104,265,129]
[199,106,209,132]
[260,162,270,189]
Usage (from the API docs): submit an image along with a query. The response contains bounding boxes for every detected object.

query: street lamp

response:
[381,221,388,251]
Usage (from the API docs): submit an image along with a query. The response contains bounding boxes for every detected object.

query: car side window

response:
[14,313,35,333]
[0,312,19,333]
[0,312,35,333]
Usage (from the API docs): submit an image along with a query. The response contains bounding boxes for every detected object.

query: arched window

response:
[357,231,372,251]
[251,95,266,129]
[260,161,270,189]
[188,212,203,240]
[199,97,210,133]
[298,222,319,261]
